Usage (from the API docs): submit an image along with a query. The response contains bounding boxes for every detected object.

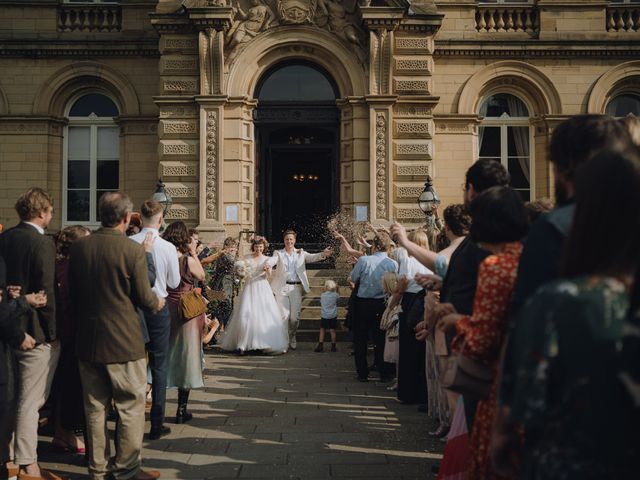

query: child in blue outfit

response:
[314,279,339,352]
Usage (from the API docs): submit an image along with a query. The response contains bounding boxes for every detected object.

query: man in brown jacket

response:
[0,187,61,480]
[70,192,165,480]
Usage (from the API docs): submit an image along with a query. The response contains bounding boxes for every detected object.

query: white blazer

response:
[268,248,325,294]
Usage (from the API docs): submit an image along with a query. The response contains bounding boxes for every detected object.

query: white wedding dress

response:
[221,255,288,354]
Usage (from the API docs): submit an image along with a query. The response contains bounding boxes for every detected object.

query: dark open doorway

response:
[255,62,340,251]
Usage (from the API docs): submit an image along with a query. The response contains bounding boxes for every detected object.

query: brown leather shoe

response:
[0,465,18,479]
[17,470,63,480]
[130,469,160,480]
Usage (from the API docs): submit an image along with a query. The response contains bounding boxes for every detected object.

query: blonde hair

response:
[381,272,399,296]
[408,228,430,251]
[324,279,337,292]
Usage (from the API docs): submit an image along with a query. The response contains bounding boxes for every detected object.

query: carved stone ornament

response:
[375,112,387,219]
[225,0,365,62]
[278,0,317,24]
[205,110,219,221]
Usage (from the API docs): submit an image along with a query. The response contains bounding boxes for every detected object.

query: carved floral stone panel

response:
[375,112,388,219]
[394,141,432,160]
[395,163,433,178]
[205,110,219,221]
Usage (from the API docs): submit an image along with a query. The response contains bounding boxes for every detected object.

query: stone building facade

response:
[0,0,638,241]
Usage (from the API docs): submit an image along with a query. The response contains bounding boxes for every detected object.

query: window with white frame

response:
[64,93,120,226]
[478,93,532,201]
[605,93,640,117]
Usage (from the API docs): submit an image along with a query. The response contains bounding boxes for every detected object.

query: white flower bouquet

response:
[234,259,255,279]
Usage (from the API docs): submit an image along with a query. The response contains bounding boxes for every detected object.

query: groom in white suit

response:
[266,230,333,349]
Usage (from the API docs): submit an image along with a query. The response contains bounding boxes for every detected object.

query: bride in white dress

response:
[221,236,288,354]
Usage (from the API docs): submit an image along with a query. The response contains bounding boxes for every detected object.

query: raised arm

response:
[389,222,438,271]
[334,232,364,258]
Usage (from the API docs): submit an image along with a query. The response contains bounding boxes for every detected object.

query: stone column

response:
[389,21,441,225]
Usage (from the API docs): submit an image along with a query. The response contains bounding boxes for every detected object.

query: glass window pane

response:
[68,127,90,160]
[507,126,530,157]
[605,94,640,117]
[97,127,120,160]
[508,157,531,190]
[258,64,337,102]
[480,93,529,118]
[97,161,119,190]
[95,190,115,221]
[69,93,119,117]
[479,127,501,157]
[67,190,90,221]
[68,161,90,189]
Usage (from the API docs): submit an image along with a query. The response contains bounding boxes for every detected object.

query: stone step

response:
[299,305,348,319]
[298,317,348,330]
[301,296,350,307]
[296,328,350,342]
[307,285,352,296]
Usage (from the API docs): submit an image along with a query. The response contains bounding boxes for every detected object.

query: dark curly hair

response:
[465,159,510,194]
[55,225,90,259]
[162,221,191,254]
[251,235,269,252]
[443,204,471,237]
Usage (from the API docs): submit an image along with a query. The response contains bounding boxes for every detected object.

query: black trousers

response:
[397,291,427,404]
[353,297,393,379]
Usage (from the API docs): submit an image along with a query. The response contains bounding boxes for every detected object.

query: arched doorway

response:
[255,62,339,247]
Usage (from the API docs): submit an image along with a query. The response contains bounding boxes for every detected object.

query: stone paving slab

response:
[39,342,443,479]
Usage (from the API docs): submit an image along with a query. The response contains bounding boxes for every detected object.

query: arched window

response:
[64,93,120,225]
[606,93,640,117]
[478,93,531,200]
[256,63,337,103]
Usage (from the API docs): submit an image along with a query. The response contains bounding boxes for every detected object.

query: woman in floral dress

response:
[437,186,529,480]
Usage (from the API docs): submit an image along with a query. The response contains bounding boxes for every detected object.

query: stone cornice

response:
[435,41,640,59]
[0,40,159,58]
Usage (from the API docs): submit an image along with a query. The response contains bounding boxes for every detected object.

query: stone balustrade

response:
[58,4,122,32]
[475,6,539,34]
[607,6,640,32]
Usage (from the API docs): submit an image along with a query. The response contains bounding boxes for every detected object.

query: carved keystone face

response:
[284,6,307,23]
[277,0,316,24]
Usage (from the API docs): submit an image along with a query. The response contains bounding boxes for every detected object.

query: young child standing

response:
[314,279,340,352]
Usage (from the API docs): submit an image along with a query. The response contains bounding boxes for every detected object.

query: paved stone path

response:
[40,343,444,479]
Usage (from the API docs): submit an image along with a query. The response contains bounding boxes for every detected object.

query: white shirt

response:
[130,227,180,298]
[23,221,44,235]
[284,249,299,283]
[395,247,433,293]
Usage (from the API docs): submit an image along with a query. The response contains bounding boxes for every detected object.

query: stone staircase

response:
[297,267,353,343]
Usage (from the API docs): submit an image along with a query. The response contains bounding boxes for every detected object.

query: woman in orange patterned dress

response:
[437,186,529,480]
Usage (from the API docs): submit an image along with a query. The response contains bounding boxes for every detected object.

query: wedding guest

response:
[437,186,528,480]
[523,198,553,224]
[620,113,640,146]
[395,229,432,404]
[50,225,90,455]
[380,272,405,391]
[130,201,180,440]
[498,115,635,430]
[0,187,60,480]
[314,279,340,352]
[70,192,164,480]
[349,233,398,382]
[163,221,206,424]
[208,237,238,328]
[502,148,640,479]
[0,257,39,480]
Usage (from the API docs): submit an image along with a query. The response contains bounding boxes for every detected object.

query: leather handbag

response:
[179,289,207,322]
[439,342,494,399]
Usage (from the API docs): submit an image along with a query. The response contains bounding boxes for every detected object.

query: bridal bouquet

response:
[234,259,255,279]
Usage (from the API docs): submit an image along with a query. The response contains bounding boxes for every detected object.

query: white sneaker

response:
[289,338,297,350]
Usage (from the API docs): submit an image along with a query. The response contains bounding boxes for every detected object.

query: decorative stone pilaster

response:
[366,97,395,222]
[197,102,225,230]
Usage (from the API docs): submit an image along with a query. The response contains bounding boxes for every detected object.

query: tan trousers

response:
[277,284,302,345]
[12,341,60,465]
[79,358,146,480]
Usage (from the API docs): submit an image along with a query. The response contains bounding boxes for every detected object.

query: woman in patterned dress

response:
[502,149,640,479]
[437,186,529,480]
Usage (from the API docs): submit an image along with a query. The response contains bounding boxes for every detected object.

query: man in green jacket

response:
[70,192,165,480]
